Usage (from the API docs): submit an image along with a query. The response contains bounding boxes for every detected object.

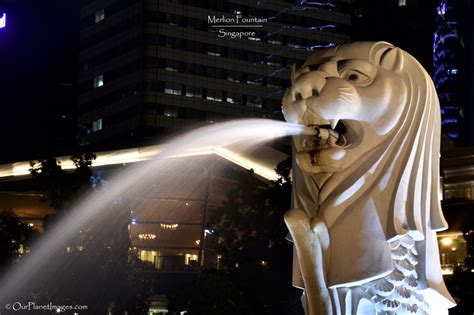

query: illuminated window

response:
[185,86,202,98]
[164,82,181,95]
[185,253,198,265]
[139,250,163,269]
[206,89,222,102]
[398,0,406,6]
[447,68,458,75]
[95,9,105,23]
[247,96,262,108]
[92,118,102,132]
[226,92,242,104]
[164,106,178,118]
[93,75,103,88]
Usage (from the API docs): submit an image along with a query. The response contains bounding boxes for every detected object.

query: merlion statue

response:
[282,41,456,315]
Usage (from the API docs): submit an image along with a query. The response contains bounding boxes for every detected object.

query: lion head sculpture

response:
[282,42,455,314]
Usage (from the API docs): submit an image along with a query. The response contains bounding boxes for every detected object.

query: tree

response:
[169,158,303,314]
[29,152,97,215]
[28,152,152,314]
[0,210,37,269]
[446,230,474,314]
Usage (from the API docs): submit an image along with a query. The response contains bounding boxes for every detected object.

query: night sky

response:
[0,0,79,163]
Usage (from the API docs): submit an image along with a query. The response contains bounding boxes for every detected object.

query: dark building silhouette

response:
[351,0,436,72]
[78,0,352,150]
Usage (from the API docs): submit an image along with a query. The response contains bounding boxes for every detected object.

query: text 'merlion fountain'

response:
[282,41,456,315]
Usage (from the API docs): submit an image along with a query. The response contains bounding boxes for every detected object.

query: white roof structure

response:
[0,144,288,181]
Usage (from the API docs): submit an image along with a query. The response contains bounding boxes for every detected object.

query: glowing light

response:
[28,223,34,227]
[184,254,198,265]
[138,233,156,240]
[160,223,178,230]
[441,267,453,275]
[434,0,463,141]
[297,0,335,8]
[440,238,453,246]
[0,13,5,29]
[0,144,282,181]
[195,239,200,245]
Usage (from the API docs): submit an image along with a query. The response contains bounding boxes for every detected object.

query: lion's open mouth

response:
[299,121,348,152]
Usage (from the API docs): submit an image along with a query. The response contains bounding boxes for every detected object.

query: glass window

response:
[164,106,179,117]
[226,92,242,104]
[447,69,458,75]
[95,9,105,23]
[227,71,244,83]
[185,86,202,98]
[164,82,182,95]
[92,118,102,132]
[206,89,222,102]
[246,96,262,108]
[93,74,104,88]
[398,0,406,6]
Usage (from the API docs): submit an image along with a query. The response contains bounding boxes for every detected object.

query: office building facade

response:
[78,0,351,149]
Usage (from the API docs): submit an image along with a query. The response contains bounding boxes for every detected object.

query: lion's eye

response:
[341,69,372,86]
[348,73,359,81]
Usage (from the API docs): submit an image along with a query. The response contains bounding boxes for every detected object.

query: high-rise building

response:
[433,0,466,144]
[78,0,352,150]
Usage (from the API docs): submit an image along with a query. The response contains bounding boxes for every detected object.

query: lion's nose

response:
[292,69,327,101]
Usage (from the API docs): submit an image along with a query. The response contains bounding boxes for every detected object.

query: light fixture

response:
[195,239,200,245]
[440,238,453,246]
[138,233,156,240]
[161,223,178,230]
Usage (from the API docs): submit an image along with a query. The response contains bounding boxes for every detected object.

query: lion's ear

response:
[380,48,404,73]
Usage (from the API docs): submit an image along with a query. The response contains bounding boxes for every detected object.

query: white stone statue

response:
[281,41,456,315]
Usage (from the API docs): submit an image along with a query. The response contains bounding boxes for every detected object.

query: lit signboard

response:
[0,13,6,29]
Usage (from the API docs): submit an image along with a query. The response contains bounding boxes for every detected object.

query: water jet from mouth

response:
[0,118,313,304]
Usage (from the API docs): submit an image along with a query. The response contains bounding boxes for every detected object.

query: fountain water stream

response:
[0,119,315,304]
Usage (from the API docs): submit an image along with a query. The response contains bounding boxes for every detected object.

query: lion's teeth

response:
[329,119,339,130]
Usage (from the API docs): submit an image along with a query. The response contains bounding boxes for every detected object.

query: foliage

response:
[27,152,152,314]
[29,152,97,213]
[0,210,37,269]
[209,157,292,271]
[446,230,474,314]
[169,157,303,314]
